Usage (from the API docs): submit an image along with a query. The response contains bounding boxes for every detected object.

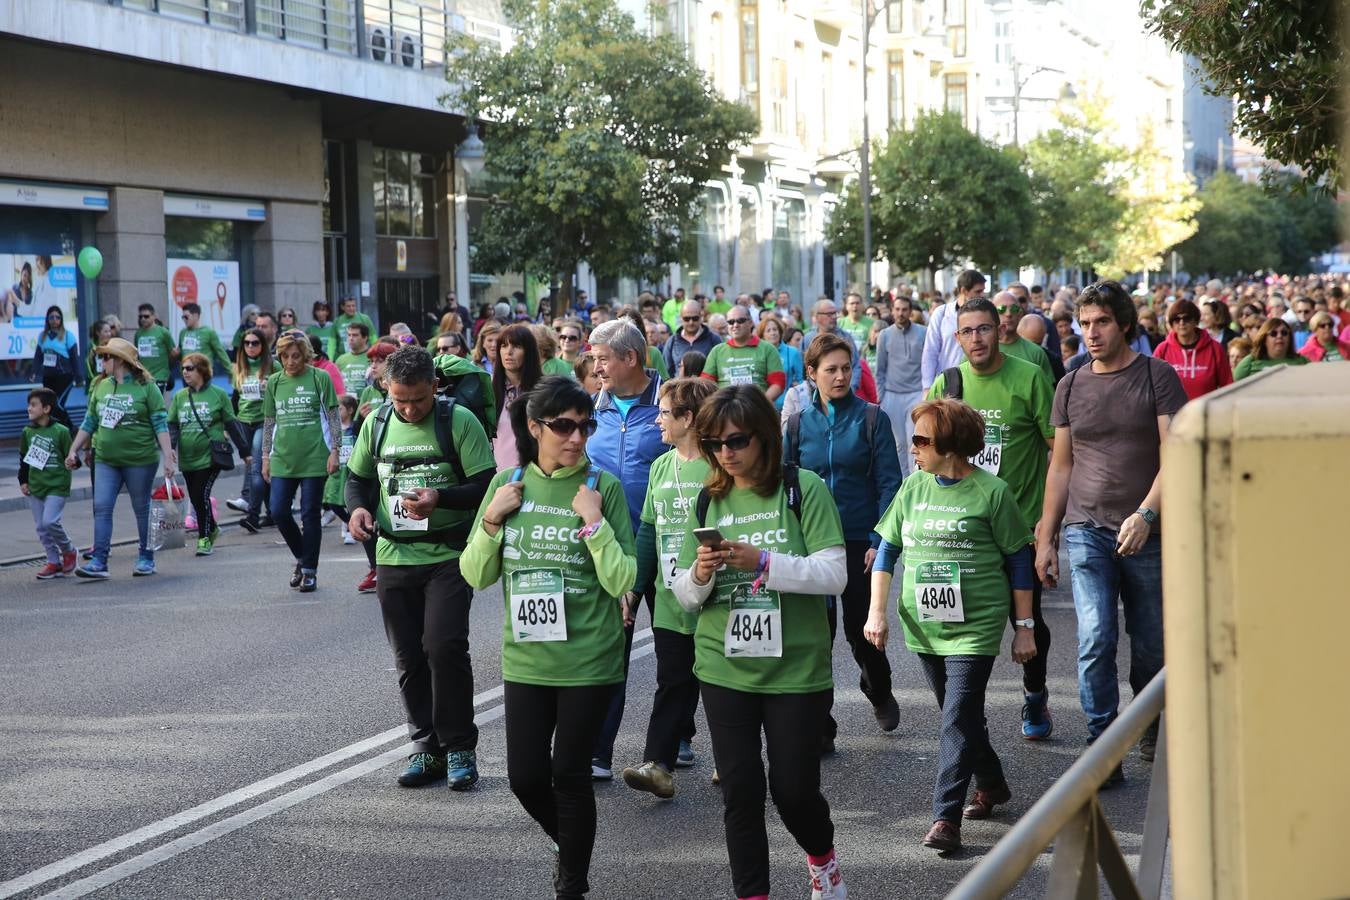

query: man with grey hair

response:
[662,300,721,373]
[782,297,864,421]
[707,312,729,338]
[584,320,670,780]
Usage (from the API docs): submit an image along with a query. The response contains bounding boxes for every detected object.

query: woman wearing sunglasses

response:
[1234,318,1309,380]
[671,385,850,900]
[461,375,635,900]
[1155,298,1233,400]
[864,398,1036,855]
[1297,311,1350,363]
[229,327,274,532]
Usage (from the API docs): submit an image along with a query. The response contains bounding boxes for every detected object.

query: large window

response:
[944,73,967,124]
[322,140,345,235]
[682,189,725,295]
[886,0,903,33]
[994,19,1012,64]
[770,198,805,303]
[945,0,966,56]
[373,148,436,238]
[739,0,758,108]
[887,52,905,128]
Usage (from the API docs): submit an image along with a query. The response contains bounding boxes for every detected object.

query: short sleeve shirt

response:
[264,367,338,478]
[169,385,235,472]
[703,339,784,391]
[640,450,710,635]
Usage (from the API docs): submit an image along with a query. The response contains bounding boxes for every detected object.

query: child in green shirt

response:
[20,388,76,579]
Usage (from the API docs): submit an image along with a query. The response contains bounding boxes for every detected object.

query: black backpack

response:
[940,365,964,399]
[368,397,472,546]
[784,400,880,482]
[694,465,803,530]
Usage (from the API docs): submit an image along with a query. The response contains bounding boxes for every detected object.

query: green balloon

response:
[77,246,103,279]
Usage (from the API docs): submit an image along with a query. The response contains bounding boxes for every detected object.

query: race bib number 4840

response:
[509,569,567,642]
[915,560,964,623]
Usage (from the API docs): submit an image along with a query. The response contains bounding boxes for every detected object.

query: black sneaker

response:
[397,752,447,787]
[873,693,901,733]
[298,573,317,593]
[258,515,275,528]
[238,516,260,534]
[289,565,303,588]
[1139,720,1159,763]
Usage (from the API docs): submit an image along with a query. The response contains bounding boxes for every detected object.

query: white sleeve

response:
[763,545,847,596]
[673,566,715,613]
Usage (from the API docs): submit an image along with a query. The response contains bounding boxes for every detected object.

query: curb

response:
[0,516,249,569]
[0,485,96,515]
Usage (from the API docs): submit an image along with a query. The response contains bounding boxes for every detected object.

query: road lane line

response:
[36,641,659,899]
[2,630,654,898]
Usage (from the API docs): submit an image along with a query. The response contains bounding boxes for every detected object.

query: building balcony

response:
[812,0,860,32]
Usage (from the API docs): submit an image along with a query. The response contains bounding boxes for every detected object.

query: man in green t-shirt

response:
[927,297,1056,740]
[134,303,176,393]
[336,323,373,393]
[346,345,495,792]
[705,285,732,316]
[177,303,231,374]
[335,296,376,355]
[700,311,785,402]
[992,290,1055,382]
[839,292,874,351]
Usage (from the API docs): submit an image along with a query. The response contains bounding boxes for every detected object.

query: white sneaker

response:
[809,853,846,900]
[225,497,248,513]
[321,510,337,527]
[342,529,357,545]
[590,762,613,781]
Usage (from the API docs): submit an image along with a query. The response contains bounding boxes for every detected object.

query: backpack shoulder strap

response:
[433,397,467,483]
[863,403,878,478]
[371,401,393,457]
[785,411,802,468]
[942,366,963,399]
[510,466,524,483]
[783,464,803,523]
[585,465,601,490]
[695,487,711,529]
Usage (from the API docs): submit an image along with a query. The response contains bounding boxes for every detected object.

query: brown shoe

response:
[962,783,1012,819]
[922,820,961,853]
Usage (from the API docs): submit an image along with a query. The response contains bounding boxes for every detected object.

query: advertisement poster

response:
[0,252,80,361]
[166,258,240,346]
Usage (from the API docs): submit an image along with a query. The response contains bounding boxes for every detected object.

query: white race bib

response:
[182,335,200,351]
[508,568,568,642]
[100,406,126,429]
[137,338,156,358]
[240,379,262,402]
[43,352,57,368]
[915,560,965,623]
[727,364,754,386]
[338,443,353,465]
[387,493,429,532]
[23,443,51,470]
[658,530,685,590]
[970,424,1002,476]
[723,583,783,658]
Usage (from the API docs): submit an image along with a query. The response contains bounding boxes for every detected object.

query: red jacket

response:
[856,357,879,404]
[1155,330,1232,400]
[1298,336,1350,362]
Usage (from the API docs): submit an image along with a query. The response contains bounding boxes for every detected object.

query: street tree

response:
[1096,122,1200,280]
[1141,0,1343,189]
[826,110,1032,280]
[444,0,757,296]
[1023,94,1128,273]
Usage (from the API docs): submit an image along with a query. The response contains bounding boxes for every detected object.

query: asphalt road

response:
[0,521,1160,899]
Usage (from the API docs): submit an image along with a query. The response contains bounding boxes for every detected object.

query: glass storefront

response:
[771,197,806,302]
[682,188,725,297]
[737,194,760,294]
[465,166,526,318]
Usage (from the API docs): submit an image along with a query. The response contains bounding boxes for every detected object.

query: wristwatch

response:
[1013,618,1035,630]
[1135,507,1158,525]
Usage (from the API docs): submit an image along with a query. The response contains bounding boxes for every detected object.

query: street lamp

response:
[1009,60,1071,147]
[456,122,486,178]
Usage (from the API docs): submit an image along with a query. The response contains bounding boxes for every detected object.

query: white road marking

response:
[3,631,654,898]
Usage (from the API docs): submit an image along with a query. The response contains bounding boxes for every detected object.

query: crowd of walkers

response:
[15,272,1347,899]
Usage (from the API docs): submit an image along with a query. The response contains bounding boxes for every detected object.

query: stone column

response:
[253,201,323,312]
[94,187,166,335]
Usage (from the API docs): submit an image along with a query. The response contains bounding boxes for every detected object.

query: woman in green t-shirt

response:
[864,398,1037,855]
[670,385,850,900]
[460,376,635,900]
[65,338,176,578]
[620,377,717,800]
[231,326,274,532]
[169,353,252,557]
[261,332,340,593]
[1233,318,1309,379]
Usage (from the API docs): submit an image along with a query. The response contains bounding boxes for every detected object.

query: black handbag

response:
[187,388,235,471]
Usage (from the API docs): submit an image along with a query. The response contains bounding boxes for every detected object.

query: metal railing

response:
[256,0,358,55]
[948,670,1170,900]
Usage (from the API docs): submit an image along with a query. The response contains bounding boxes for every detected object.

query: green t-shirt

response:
[706,300,732,316]
[306,322,340,360]
[927,354,1054,531]
[336,351,371,393]
[324,423,356,507]
[640,450,710,635]
[21,421,73,498]
[168,385,236,472]
[335,312,376,354]
[874,469,1033,656]
[263,367,338,478]
[134,325,175,381]
[661,298,684,331]
[177,326,230,372]
[1000,336,1055,382]
[839,315,874,350]
[358,383,386,414]
[702,339,784,391]
[233,356,271,424]
[84,376,166,468]
[676,470,842,694]
[346,402,495,566]
[1233,353,1309,380]
[542,357,575,378]
[646,345,670,379]
[466,461,636,687]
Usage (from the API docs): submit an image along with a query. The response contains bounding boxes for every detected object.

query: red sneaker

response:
[61,550,77,574]
[36,563,64,580]
[357,569,377,593]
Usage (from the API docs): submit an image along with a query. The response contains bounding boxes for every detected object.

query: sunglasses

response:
[181,364,197,372]
[1169,315,1197,325]
[138,313,153,319]
[181,315,192,321]
[700,433,753,454]
[1268,329,1291,338]
[559,334,580,341]
[681,316,702,323]
[1316,322,1334,329]
[995,304,1023,315]
[280,313,295,319]
[243,339,262,346]
[536,417,597,438]
[727,318,750,325]
[912,434,934,449]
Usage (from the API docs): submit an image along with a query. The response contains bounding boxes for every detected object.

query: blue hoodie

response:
[587,371,667,532]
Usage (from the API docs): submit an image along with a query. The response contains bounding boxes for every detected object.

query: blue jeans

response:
[269,475,325,573]
[93,461,159,563]
[238,422,268,519]
[1064,524,1165,740]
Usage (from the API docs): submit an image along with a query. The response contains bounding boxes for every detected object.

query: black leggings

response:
[504,681,613,899]
[641,628,700,771]
[701,682,835,898]
[829,540,895,704]
[183,466,220,538]
[324,503,377,568]
[1009,580,1050,693]
[43,373,75,433]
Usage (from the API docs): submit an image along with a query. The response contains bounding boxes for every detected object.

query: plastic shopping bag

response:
[150,476,186,551]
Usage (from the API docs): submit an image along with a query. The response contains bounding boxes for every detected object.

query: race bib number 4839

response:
[723,583,782,658]
[508,568,567,642]
[915,560,965,623]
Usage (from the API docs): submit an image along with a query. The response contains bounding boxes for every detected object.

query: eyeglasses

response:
[681,316,702,323]
[911,434,934,449]
[956,324,997,338]
[817,310,838,317]
[995,304,1023,315]
[1169,315,1198,325]
[536,417,598,438]
[700,433,753,454]
[243,339,262,347]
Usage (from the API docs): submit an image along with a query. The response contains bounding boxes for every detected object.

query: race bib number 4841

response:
[509,568,567,642]
[915,560,965,623]
[723,583,782,658]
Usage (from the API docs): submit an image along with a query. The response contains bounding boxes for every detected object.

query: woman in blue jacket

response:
[782,332,903,740]
[31,305,82,431]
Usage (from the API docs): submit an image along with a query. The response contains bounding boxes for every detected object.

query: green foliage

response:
[445,0,758,286]
[1096,121,1200,279]
[1141,0,1342,189]
[826,110,1032,276]
[1023,96,1129,272]
[1177,172,1342,276]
